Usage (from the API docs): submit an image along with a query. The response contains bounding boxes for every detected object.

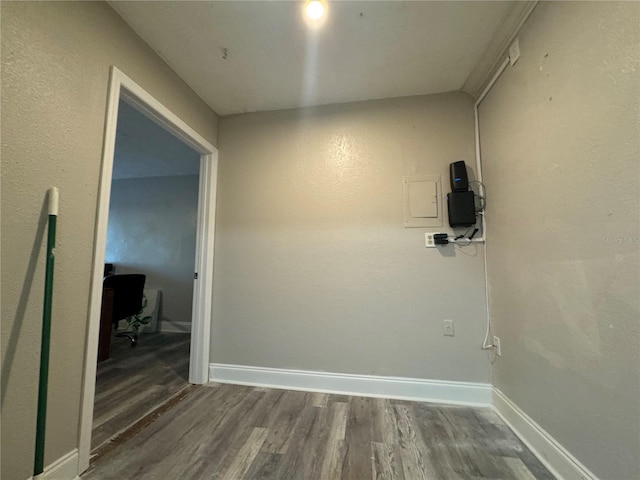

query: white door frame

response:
[77,66,218,473]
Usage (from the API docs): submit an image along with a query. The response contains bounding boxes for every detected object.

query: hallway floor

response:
[83,383,555,479]
[91,332,191,450]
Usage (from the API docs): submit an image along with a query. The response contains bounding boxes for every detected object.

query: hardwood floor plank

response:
[412,402,472,479]
[394,403,438,480]
[84,384,556,480]
[436,408,514,479]
[129,388,251,478]
[272,405,320,480]
[319,402,349,479]
[461,408,525,458]
[220,427,268,480]
[84,387,222,478]
[342,397,374,480]
[371,397,399,444]
[504,457,539,480]
[292,404,332,480]
[331,401,348,441]
[89,385,197,466]
[372,442,405,480]
[440,406,554,480]
[201,390,288,477]
[251,389,287,428]
[328,393,352,404]
[92,385,166,447]
[94,371,144,401]
[515,446,558,480]
[91,333,191,449]
[260,390,308,454]
[341,440,372,480]
[88,386,249,479]
[177,389,267,479]
[243,452,283,480]
[309,392,329,408]
[345,396,372,445]
[93,375,148,425]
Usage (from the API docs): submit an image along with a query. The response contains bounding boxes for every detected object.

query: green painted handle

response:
[34,188,57,477]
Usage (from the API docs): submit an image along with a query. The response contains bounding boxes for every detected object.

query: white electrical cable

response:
[475,57,510,350]
[474,57,510,242]
[447,237,484,246]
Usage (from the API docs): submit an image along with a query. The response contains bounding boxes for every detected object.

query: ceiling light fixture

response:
[305,0,326,21]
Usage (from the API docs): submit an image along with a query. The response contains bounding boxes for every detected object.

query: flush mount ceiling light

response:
[303,0,328,26]
[305,0,325,20]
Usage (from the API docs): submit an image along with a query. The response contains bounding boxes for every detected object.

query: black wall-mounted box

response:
[447,191,476,228]
[450,160,469,192]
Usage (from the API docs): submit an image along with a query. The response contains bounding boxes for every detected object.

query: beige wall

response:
[107,175,200,330]
[479,2,639,478]
[0,2,218,479]
[213,92,491,382]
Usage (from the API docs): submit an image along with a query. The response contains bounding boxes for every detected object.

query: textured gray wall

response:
[479,2,639,478]
[213,92,491,382]
[107,175,200,329]
[0,3,218,479]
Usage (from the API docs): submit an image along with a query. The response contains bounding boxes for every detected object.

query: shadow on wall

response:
[1,198,48,405]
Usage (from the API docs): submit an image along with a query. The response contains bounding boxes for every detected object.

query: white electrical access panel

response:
[403,175,443,228]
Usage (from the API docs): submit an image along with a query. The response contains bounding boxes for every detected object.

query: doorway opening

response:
[91,99,201,449]
[78,67,218,474]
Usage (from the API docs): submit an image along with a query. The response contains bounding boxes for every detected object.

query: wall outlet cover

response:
[425,233,436,248]
[443,319,455,336]
[493,335,502,356]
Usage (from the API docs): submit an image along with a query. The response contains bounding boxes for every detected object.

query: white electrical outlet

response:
[493,336,502,356]
[509,39,520,65]
[443,319,455,337]
[425,233,436,248]
[425,232,446,248]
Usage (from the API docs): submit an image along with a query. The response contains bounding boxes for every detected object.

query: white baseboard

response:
[493,388,597,480]
[159,320,192,333]
[29,448,80,480]
[209,363,492,406]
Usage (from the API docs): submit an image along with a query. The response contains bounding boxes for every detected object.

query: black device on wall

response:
[449,160,469,192]
[447,160,476,228]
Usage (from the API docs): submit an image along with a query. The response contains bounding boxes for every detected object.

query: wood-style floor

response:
[92,332,191,449]
[84,383,555,480]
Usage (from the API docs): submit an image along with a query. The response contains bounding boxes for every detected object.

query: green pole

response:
[34,187,58,478]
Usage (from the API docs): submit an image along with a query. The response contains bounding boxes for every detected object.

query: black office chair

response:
[104,274,146,347]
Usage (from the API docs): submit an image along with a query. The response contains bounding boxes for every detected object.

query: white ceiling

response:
[110,1,514,116]
[113,100,200,179]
